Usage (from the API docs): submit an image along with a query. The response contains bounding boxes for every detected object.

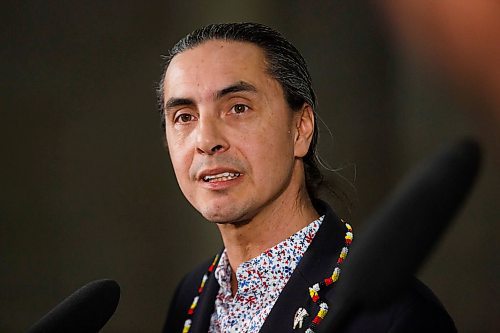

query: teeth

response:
[203,172,240,182]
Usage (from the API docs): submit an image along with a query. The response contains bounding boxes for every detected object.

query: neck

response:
[217,178,319,294]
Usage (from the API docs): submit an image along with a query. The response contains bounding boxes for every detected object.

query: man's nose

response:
[195,116,228,155]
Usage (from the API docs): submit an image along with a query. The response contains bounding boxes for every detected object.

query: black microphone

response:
[319,138,481,332]
[27,279,120,333]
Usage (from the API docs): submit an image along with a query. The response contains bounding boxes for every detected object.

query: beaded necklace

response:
[304,220,353,332]
[182,254,220,333]
[181,221,353,333]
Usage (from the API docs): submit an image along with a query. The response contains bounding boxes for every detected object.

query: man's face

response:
[162,40,308,223]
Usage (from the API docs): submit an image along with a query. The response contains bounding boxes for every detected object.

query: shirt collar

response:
[214,215,324,299]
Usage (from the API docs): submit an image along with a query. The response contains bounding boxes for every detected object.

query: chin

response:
[198,205,251,224]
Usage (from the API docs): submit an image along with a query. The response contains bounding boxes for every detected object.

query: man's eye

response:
[231,104,249,114]
[175,113,195,123]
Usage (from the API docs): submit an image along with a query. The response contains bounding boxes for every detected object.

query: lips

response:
[203,172,241,182]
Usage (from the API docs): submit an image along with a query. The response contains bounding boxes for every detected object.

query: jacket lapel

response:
[260,201,346,332]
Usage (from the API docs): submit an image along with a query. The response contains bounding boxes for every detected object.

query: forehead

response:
[162,40,274,99]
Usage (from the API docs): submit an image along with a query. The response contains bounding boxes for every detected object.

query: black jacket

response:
[163,202,456,332]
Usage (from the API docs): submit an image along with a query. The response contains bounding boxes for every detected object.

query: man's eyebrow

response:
[163,81,256,112]
[215,81,257,100]
[164,97,195,111]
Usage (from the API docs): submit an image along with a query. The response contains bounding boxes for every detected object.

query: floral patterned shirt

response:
[209,216,324,333]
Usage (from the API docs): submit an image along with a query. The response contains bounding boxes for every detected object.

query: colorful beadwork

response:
[182,253,220,333]
[305,220,353,332]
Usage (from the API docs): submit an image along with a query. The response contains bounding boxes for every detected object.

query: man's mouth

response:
[202,172,241,182]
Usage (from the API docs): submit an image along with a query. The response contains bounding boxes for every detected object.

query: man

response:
[158,23,455,333]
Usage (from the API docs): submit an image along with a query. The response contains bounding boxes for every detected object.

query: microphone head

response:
[319,138,481,332]
[27,279,120,333]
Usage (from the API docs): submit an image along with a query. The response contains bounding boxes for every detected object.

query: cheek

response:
[167,127,192,164]
[167,141,193,183]
[245,128,294,177]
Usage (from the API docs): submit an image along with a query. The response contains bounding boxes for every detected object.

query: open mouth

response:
[203,172,241,183]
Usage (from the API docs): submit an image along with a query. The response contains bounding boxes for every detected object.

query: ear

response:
[294,103,315,158]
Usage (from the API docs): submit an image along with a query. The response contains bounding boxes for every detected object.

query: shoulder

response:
[341,277,457,333]
[161,258,215,333]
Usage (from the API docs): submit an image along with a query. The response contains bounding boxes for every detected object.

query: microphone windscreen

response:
[319,138,481,332]
[27,279,120,333]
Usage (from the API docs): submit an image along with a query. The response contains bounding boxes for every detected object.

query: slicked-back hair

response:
[157,22,324,200]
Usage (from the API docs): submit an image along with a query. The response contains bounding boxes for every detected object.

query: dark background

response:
[1,1,498,332]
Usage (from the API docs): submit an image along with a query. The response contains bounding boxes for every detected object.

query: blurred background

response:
[1,1,498,332]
